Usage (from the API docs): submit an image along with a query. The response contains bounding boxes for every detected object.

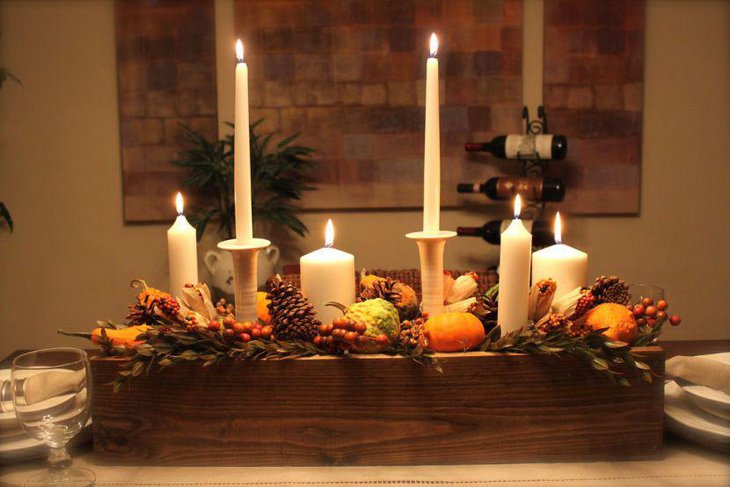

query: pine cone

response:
[267,277,321,342]
[468,294,498,330]
[536,312,571,334]
[399,317,425,349]
[359,277,401,303]
[591,276,630,306]
[127,303,157,326]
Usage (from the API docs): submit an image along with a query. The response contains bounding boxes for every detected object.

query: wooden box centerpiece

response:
[90,347,664,466]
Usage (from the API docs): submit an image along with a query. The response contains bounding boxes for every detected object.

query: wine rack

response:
[457,105,567,246]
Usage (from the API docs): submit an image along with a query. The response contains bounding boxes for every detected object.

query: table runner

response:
[2,439,728,487]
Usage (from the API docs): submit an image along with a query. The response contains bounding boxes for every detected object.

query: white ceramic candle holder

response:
[217,238,271,322]
[406,230,456,317]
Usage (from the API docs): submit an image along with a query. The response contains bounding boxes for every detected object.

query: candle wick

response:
[325,243,333,249]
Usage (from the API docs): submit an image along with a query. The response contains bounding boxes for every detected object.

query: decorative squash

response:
[257,291,271,324]
[59,325,150,350]
[582,303,638,343]
[131,279,171,308]
[423,312,485,352]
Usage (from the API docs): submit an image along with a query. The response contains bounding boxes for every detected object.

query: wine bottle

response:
[457,220,555,246]
[464,134,568,160]
[457,177,565,202]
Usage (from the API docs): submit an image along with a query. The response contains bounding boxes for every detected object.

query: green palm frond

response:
[173,121,316,241]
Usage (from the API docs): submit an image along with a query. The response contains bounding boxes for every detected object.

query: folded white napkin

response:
[2,369,86,412]
[666,355,730,395]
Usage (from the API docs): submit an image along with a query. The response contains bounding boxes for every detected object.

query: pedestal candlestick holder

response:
[217,238,271,322]
[406,231,456,316]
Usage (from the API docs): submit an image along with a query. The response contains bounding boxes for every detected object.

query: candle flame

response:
[513,194,522,219]
[235,39,244,62]
[429,33,438,57]
[554,211,562,244]
[324,219,334,248]
[175,192,184,215]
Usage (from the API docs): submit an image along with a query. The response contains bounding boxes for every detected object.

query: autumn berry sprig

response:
[630,297,681,347]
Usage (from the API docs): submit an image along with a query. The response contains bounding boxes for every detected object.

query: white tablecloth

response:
[1,437,728,487]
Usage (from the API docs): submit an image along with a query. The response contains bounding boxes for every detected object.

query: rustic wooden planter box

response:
[90,348,665,466]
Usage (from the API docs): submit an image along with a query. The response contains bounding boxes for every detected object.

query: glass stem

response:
[48,445,72,481]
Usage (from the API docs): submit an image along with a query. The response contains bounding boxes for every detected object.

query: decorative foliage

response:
[112,323,440,392]
[0,202,12,233]
[172,121,316,240]
[0,68,21,90]
[58,275,674,393]
[483,325,660,387]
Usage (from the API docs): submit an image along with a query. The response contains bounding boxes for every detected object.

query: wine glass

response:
[628,282,665,305]
[11,348,95,486]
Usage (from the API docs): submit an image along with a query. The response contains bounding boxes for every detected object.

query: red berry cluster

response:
[630,297,681,328]
[314,318,387,353]
[215,298,234,318]
[182,314,199,332]
[211,316,273,343]
[157,296,181,316]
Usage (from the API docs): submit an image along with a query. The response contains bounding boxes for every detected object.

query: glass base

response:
[23,467,95,487]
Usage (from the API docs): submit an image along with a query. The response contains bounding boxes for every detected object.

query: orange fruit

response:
[583,303,638,343]
[256,291,271,324]
[423,312,485,352]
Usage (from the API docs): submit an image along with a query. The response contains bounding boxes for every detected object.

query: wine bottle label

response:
[495,178,544,201]
[505,135,553,159]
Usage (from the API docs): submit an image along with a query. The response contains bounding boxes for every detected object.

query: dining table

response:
[1,341,728,487]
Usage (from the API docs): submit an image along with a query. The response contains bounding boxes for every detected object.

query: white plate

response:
[665,380,730,452]
[0,370,18,431]
[0,419,92,464]
[677,352,730,415]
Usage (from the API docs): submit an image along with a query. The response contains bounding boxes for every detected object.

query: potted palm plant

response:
[173,120,316,298]
[1,66,20,234]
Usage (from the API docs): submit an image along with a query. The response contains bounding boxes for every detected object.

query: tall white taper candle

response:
[497,195,532,333]
[423,33,440,233]
[234,39,253,243]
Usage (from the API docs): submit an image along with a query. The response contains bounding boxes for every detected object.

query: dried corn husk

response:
[179,283,217,321]
[443,297,477,314]
[443,272,455,302]
[528,279,557,322]
[445,273,479,304]
[550,286,584,316]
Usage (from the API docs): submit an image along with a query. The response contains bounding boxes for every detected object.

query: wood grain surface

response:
[91,349,664,466]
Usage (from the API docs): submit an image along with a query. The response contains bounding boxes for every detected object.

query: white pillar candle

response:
[167,193,199,297]
[532,212,588,300]
[497,195,532,334]
[300,219,356,325]
[423,33,440,233]
[234,39,253,243]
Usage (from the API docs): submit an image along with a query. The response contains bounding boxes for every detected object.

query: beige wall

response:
[1,0,728,358]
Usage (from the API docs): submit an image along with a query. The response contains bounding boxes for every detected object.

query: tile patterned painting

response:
[117,0,218,222]
[544,0,644,215]
[233,0,524,210]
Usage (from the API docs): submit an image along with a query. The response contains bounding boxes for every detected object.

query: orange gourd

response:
[60,325,150,349]
[423,312,485,352]
[257,292,271,324]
